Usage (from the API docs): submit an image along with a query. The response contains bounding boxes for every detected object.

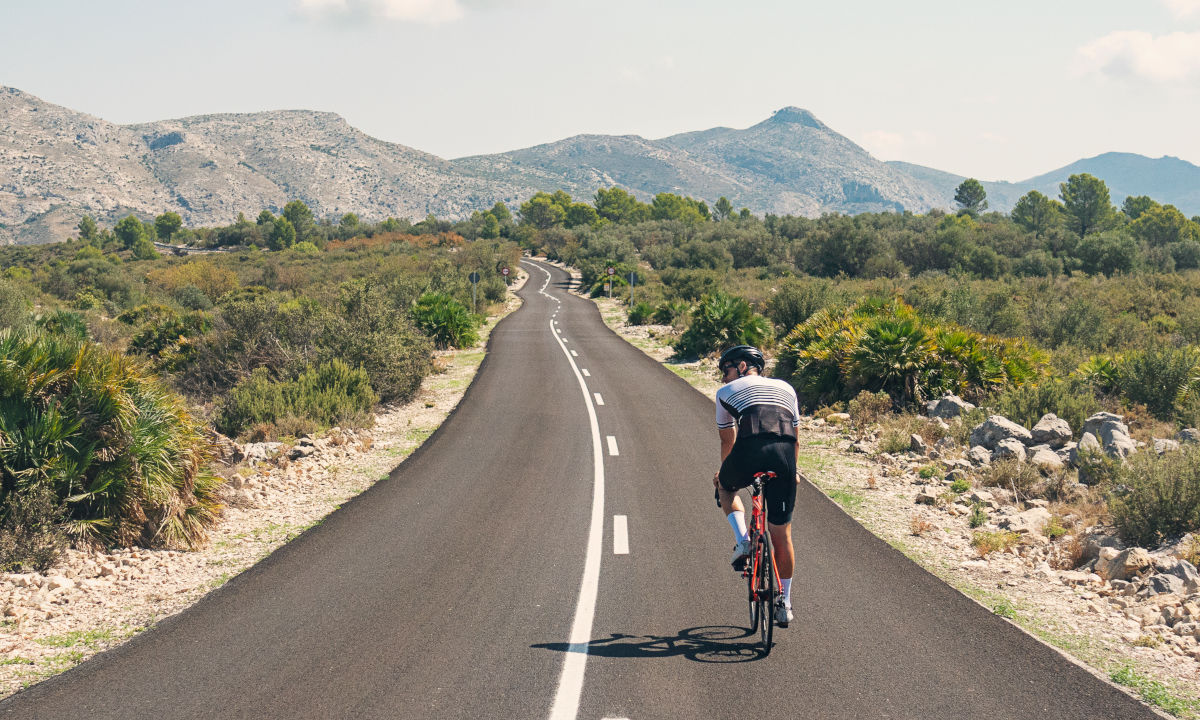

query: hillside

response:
[0,87,535,244]
[4,85,1200,244]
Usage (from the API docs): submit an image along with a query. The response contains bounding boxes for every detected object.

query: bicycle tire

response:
[747,537,761,633]
[760,535,775,654]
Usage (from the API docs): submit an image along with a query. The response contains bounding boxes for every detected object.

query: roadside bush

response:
[1115,346,1200,421]
[652,301,689,326]
[980,458,1042,500]
[763,278,839,335]
[0,483,66,571]
[0,329,220,548]
[972,530,1021,557]
[627,301,654,326]
[128,310,212,359]
[216,359,376,438]
[674,291,771,359]
[847,390,892,426]
[35,309,89,340]
[412,292,480,349]
[989,377,1100,435]
[0,279,28,330]
[1109,446,1200,547]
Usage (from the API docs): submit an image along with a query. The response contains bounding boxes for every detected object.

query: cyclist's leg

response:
[763,439,798,610]
[767,522,794,580]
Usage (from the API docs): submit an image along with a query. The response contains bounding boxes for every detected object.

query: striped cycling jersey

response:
[715,375,800,439]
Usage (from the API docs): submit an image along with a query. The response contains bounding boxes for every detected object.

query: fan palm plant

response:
[0,329,220,549]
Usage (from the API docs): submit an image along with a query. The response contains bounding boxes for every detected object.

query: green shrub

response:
[971,529,1021,557]
[0,329,220,549]
[1116,346,1200,421]
[950,477,971,493]
[847,390,892,426]
[652,300,688,325]
[968,503,988,528]
[128,310,212,360]
[0,279,28,331]
[1109,446,1200,547]
[627,301,654,326]
[35,309,89,340]
[412,292,481,349]
[0,483,66,571]
[763,278,838,334]
[217,360,376,438]
[674,291,771,359]
[989,377,1100,435]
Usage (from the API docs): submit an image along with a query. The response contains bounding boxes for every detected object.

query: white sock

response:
[780,578,792,608]
[727,511,748,544]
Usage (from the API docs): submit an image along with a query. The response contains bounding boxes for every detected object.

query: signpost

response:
[469,271,480,314]
[606,266,615,298]
[501,266,510,286]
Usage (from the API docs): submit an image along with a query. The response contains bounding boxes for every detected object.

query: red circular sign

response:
[501,267,510,276]
[606,267,615,275]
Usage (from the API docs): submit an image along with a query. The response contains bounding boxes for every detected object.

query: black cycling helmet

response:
[719,345,765,373]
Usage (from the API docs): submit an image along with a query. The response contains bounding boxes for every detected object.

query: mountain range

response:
[2,86,1198,245]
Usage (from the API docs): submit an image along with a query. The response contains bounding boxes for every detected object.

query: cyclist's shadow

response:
[532,625,766,663]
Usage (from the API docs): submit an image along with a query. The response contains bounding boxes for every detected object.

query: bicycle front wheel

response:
[759,537,775,654]
[747,538,760,633]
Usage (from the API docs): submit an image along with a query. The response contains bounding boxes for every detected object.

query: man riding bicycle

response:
[712,345,800,627]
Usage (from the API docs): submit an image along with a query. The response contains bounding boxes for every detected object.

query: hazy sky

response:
[3,0,1198,181]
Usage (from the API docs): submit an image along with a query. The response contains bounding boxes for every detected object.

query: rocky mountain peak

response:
[765,106,828,130]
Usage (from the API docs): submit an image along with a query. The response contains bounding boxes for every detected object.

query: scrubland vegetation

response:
[4,170,1200,570]
[1,207,519,568]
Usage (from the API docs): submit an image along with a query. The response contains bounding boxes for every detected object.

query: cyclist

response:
[712,345,800,627]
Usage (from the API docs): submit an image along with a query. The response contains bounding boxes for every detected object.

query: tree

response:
[714,196,734,222]
[1121,195,1159,221]
[1130,205,1200,246]
[256,210,275,226]
[132,236,159,260]
[1075,230,1138,276]
[594,187,651,224]
[479,213,501,239]
[78,215,98,242]
[154,212,183,243]
[1010,190,1062,238]
[650,193,710,223]
[954,178,988,217]
[1060,173,1117,237]
[282,200,314,241]
[490,202,512,225]
[340,213,359,230]
[114,215,149,250]
[565,202,600,228]
[519,194,566,229]
[269,216,296,250]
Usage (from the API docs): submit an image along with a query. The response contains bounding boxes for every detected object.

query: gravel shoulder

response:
[0,270,529,697]
[587,292,1200,719]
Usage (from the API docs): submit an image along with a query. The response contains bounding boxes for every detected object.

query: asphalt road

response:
[0,259,1159,719]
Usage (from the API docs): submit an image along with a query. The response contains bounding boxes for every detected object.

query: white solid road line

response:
[594,393,604,406]
[582,369,590,377]
[613,516,629,555]
[607,435,619,456]
[528,262,606,720]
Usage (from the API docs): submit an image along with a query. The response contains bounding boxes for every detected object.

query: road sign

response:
[468,271,480,283]
[606,266,615,276]
[501,267,510,276]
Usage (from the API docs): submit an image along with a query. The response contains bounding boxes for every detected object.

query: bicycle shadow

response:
[532,625,767,663]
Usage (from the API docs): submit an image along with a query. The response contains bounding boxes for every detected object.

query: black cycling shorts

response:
[716,436,797,525]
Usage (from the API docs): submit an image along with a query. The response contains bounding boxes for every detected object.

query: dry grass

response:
[910,515,936,536]
[980,458,1043,501]
[971,529,1022,557]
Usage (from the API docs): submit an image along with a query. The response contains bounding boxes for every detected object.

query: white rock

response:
[992,438,1027,463]
[1030,448,1064,470]
[970,415,1033,450]
[1031,414,1072,449]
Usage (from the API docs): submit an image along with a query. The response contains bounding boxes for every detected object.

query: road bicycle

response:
[743,471,780,655]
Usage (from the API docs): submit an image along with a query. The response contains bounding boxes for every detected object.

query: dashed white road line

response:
[594,393,604,406]
[582,369,590,377]
[612,516,629,555]
[606,435,619,456]
[526,260,606,720]
[571,350,578,357]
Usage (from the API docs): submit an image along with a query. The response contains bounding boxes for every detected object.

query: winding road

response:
[0,259,1158,719]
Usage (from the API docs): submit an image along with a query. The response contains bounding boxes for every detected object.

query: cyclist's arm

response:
[719,427,736,462]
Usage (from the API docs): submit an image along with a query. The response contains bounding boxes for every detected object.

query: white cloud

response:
[1073,30,1200,83]
[298,0,464,24]
[1163,0,1200,18]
